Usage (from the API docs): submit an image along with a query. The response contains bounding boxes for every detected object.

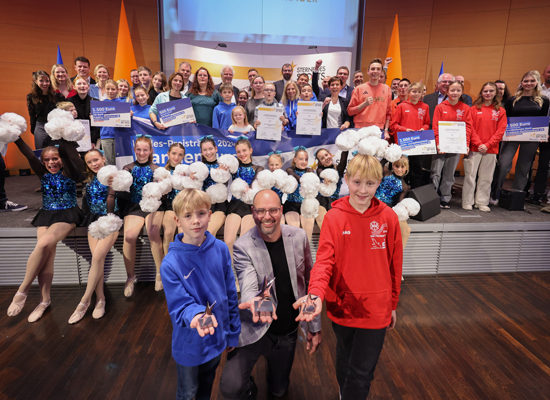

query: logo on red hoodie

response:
[456,109,465,120]
[417,108,426,119]
[370,221,387,249]
[492,110,500,121]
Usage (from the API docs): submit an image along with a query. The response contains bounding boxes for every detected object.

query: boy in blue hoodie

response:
[161,188,241,400]
[213,83,236,130]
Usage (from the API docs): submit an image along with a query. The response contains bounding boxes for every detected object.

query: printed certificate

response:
[438,121,467,154]
[296,101,322,135]
[256,106,284,141]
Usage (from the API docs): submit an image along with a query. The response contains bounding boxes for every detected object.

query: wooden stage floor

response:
[1,273,549,400]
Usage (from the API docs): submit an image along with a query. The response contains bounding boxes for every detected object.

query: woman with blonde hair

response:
[50,64,76,99]
[491,71,550,202]
[281,81,300,130]
[89,64,110,100]
[117,78,133,103]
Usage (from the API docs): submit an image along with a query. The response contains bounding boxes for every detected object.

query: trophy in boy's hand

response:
[254,276,276,313]
[199,301,216,328]
[300,293,319,315]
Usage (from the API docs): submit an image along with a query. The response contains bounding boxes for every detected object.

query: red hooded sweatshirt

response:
[308,196,403,329]
[433,100,479,149]
[469,104,507,154]
[390,100,431,143]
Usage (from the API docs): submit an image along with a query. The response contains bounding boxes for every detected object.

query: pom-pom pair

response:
[272,169,298,194]
[299,173,321,218]
[88,214,123,240]
[154,168,173,195]
[171,162,209,190]
[140,182,163,212]
[45,109,85,142]
[0,113,27,143]
[392,198,421,221]
[211,155,239,184]
[97,166,133,192]
[318,169,339,197]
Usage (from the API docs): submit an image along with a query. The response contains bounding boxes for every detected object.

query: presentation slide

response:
[171,0,358,48]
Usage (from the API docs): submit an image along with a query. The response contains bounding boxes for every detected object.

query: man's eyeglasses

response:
[253,208,281,217]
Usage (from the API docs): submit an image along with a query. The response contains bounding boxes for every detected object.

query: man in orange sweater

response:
[348,58,393,139]
[294,154,402,400]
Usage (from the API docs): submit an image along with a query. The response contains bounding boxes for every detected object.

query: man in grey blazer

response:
[219,190,322,400]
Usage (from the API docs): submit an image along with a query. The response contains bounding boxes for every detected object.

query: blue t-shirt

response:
[213,102,235,130]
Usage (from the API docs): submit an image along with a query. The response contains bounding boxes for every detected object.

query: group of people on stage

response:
[2,53,550,399]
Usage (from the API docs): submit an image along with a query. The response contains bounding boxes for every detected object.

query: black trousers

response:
[332,322,387,400]
[219,329,298,400]
[533,141,550,195]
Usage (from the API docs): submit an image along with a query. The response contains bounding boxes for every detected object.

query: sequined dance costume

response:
[82,176,118,226]
[227,161,262,218]
[375,174,403,207]
[286,168,306,203]
[124,160,158,217]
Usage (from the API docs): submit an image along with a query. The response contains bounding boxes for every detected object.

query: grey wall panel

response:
[517,231,550,272]
[403,233,441,275]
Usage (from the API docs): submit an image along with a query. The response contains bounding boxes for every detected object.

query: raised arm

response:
[336,151,349,178]
[14,137,46,178]
[58,139,87,183]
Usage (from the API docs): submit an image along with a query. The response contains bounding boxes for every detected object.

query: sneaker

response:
[477,205,491,212]
[462,204,473,210]
[440,202,451,209]
[489,198,498,205]
[0,201,27,212]
[542,205,550,214]
[526,193,542,205]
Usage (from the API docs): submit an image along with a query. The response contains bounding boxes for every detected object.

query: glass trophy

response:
[254,276,276,313]
[199,301,216,328]
[300,294,319,315]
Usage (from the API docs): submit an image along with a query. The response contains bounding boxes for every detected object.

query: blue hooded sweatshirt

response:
[212,102,235,130]
[160,231,241,367]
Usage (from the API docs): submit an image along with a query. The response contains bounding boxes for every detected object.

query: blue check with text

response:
[397,130,437,155]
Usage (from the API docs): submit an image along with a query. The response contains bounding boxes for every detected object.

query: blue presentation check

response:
[157,98,196,127]
[397,130,437,156]
[503,116,549,142]
[90,101,131,127]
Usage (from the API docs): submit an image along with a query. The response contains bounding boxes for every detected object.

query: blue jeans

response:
[176,354,222,400]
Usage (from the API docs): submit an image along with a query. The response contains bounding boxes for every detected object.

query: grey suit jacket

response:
[233,224,321,347]
[274,79,286,102]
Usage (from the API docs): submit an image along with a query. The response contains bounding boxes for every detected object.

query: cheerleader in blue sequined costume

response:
[267,151,286,224]
[284,146,315,241]
[7,138,86,323]
[224,136,264,259]
[200,136,229,236]
[162,143,185,257]
[122,135,164,296]
[68,149,119,324]
[314,148,349,229]
[375,156,409,207]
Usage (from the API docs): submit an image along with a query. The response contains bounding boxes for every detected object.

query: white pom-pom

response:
[174,163,189,177]
[281,175,298,194]
[44,118,65,140]
[0,122,22,143]
[206,183,228,204]
[154,168,173,195]
[299,172,321,199]
[319,182,337,197]
[320,168,339,183]
[301,198,320,218]
[335,131,359,151]
[140,182,163,212]
[376,140,389,158]
[230,178,249,199]
[112,170,133,192]
[392,203,409,221]
[384,144,403,163]
[242,187,258,205]
[88,213,123,240]
[211,168,231,183]
[1,113,28,132]
[63,120,86,141]
[218,154,239,174]
[272,169,288,189]
[97,165,118,186]
[172,164,189,190]
[188,162,209,181]
[182,176,203,189]
[253,170,275,190]
[47,109,73,122]
[357,138,377,156]
[357,125,382,140]
[400,198,420,216]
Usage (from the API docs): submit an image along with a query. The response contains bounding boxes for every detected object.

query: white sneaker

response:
[462,204,473,210]
[489,198,498,205]
[478,205,491,212]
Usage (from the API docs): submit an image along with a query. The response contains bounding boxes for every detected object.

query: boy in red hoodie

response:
[294,154,403,399]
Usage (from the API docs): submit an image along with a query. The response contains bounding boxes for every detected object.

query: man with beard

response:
[219,189,322,400]
[274,63,294,102]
